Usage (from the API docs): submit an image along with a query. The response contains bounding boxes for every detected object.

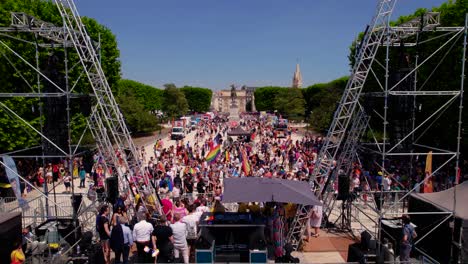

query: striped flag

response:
[205,134,222,163]
[225,150,230,163]
[184,167,197,175]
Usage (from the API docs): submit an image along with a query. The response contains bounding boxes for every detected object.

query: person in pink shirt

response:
[161,195,173,223]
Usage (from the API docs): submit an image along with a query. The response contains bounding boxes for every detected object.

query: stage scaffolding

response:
[287,1,466,263]
[0,4,161,261]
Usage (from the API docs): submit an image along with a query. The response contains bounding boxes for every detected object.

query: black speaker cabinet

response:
[337,174,350,201]
[72,194,83,215]
[105,177,118,204]
[0,212,22,264]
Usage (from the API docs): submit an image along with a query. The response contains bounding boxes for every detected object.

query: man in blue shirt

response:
[400,214,416,263]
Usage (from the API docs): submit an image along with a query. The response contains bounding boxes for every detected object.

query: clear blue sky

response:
[76,0,445,90]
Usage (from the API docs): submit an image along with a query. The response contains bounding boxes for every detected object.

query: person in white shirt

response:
[195,198,210,215]
[172,185,181,200]
[382,174,392,202]
[171,213,189,264]
[133,213,154,263]
[182,205,200,262]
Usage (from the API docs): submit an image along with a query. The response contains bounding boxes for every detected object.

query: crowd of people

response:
[88,116,328,263]
[9,113,466,264]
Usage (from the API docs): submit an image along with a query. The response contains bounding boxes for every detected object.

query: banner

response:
[1,155,28,208]
[423,151,433,193]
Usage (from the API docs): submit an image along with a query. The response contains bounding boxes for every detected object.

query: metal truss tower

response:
[51,1,142,196]
[288,3,466,262]
[0,0,161,228]
[350,12,466,263]
[287,0,398,250]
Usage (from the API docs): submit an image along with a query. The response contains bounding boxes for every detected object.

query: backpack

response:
[109,224,124,252]
[186,220,197,240]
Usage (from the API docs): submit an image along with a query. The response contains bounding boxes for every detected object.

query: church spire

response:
[292,63,302,88]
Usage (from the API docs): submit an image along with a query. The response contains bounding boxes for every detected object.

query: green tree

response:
[254,86,288,111]
[0,0,121,151]
[274,89,306,121]
[302,77,348,132]
[116,89,158,133]
[161,84,188,118]
[180,86,212,112]
[347,0,468,154]
[0,98,41,151]
[117,79,163,112]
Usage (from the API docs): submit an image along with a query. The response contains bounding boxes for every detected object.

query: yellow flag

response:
[424,151,433,193]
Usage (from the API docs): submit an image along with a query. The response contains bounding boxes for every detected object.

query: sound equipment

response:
[106,176,118,204]
[72,194,83,215]
[79,231,93,252]
[0,212,22,264]
[79,95,92,116]
[88,243,105,264]
[360,230,372,251]
[42,53,67,156]
[347,243,365,263]
[35,218,81,247]
[388,67,415,151]
[380,219,403,256]
[337,174,350,201]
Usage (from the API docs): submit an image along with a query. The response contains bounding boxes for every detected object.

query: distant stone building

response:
[211,85,256,113]
[292,63,302,88]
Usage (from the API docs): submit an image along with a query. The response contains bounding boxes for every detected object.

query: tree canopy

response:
[117,79,163,112]
[0,0,120,151]
[161,84,189,119]
[302,77,348,132]
[180,86,212,113]
[254,87,305,120]
[116,88,158,133]
[254,87,287,111]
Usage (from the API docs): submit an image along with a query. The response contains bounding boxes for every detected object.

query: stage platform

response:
[293,230,357,263]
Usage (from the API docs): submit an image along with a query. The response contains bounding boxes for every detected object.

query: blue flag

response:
[1,156,28,209]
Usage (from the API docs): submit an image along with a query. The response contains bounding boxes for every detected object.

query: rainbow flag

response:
[205,144,221,163]
[241,149,251,176]
[184,167,197,175]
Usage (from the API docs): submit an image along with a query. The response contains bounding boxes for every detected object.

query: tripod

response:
[332,196,353,232]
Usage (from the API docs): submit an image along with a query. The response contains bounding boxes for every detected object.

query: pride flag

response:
[225,150,230,163]
[205,133,222,163]
[206,145,221,163]
[184,167,197,175]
